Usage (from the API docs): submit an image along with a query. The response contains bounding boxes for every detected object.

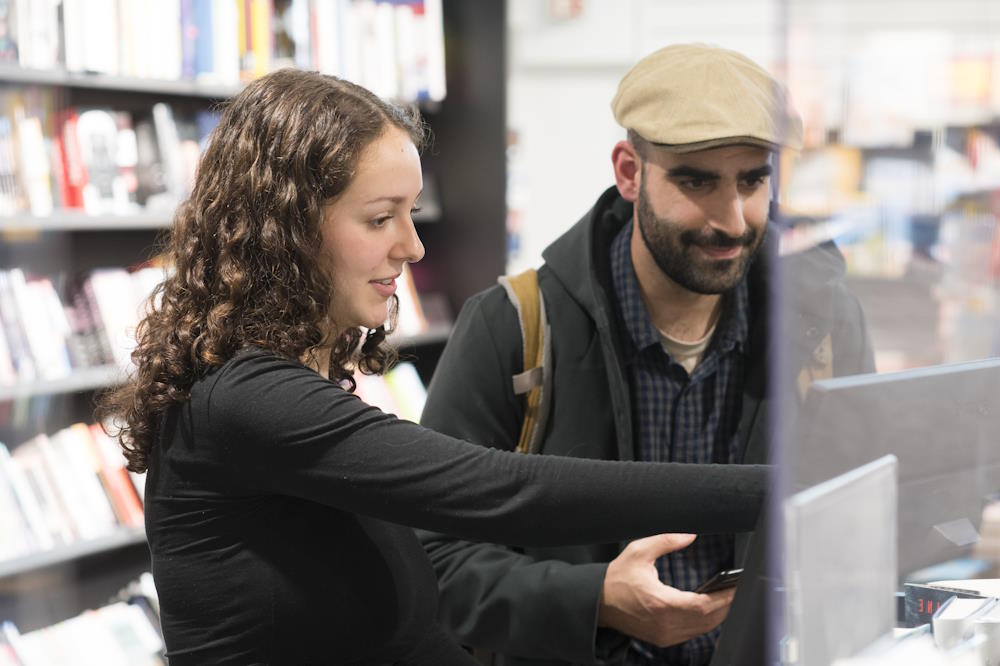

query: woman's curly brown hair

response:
[96,69,427,473]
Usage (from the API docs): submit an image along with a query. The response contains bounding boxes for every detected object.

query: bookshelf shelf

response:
[0,211,174,232]
[0,365,122,402]
[0,64,240,99]
[0,528,146,582]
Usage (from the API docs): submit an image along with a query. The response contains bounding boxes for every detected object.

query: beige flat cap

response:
[611,43,803,152]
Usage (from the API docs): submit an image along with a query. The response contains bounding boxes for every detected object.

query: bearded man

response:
[417,43,875,666]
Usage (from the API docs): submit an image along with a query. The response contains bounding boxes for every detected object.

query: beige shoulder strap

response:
[497,269,551,454]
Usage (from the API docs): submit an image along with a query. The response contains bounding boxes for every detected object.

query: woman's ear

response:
[611,140,641,202]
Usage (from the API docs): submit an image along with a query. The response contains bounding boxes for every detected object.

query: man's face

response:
[635,144,772,295]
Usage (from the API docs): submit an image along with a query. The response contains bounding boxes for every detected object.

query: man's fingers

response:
[626,533,697,560]
[700,586,737,612]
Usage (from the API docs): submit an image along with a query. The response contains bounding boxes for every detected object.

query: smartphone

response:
[694,568,744,594]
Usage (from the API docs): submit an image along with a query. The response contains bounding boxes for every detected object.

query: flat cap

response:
[611,43,803,152]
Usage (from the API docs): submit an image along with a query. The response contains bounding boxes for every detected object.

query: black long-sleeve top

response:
[144,349,767,664]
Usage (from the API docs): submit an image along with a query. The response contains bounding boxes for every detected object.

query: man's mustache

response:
[681,227,757,249]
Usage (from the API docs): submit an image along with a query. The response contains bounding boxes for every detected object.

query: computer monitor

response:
[789,357,1000,579]
[784,455,899,666]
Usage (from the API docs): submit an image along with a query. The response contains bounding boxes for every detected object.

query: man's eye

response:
[681,179,708,190]
[741,176,766,188]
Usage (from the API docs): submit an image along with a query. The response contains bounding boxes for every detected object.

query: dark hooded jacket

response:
[417,186,875,665]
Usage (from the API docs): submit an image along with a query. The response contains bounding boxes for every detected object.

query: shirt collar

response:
[610,222,749,357]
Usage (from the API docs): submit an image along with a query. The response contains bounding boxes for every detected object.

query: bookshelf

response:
[0,0,507,647]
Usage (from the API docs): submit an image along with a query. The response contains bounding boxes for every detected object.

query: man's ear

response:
[612,140,641,202]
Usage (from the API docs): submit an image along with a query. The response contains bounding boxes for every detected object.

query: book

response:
[50,425,119,533]
[0,453,33,559]
[90,422,146,505]
[84,267,144,369]
[34,431,111,540]
[85,422,144,528]
[11,109,54,216]
[211,0,241,85]
[55,108,89,210]
[192,0,215,79]
[76,108,129,214]
[6,270,72,380]
[0,442,55,551]
[10,437,75,545]
[0,270,37,381]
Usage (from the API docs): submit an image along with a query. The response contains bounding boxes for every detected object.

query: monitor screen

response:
[789,358,1000,579]
[784,455,898,666]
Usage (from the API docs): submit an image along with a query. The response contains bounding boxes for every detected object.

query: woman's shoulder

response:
[197,347,326,400]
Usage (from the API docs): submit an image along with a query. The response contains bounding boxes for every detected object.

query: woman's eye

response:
[371,216,392,228]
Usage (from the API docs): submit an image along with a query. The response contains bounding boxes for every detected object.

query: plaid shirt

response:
[610,223,748,666]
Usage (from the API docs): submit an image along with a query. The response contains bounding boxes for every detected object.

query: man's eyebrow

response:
[739,165,773,180]
[666,166,720,180]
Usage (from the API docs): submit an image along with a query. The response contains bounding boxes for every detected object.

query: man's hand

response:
[597,534,736,648]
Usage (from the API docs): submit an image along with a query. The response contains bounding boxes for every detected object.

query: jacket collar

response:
[541,185,850,355]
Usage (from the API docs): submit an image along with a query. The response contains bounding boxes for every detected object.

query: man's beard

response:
[635,178,764,295]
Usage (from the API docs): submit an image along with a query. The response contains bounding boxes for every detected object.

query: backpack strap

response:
[497,268,552,454]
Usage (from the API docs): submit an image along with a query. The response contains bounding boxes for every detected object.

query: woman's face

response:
[320,127,425,332]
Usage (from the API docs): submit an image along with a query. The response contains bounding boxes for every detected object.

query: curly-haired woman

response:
[97,69,766,665]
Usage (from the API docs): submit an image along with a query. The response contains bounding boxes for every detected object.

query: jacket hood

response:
[540,185,852,343]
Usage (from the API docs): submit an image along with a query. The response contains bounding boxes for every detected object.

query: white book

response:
[312,0,342,76]
[13,113,53,216]
[370,1,398,99]
[150,0,183,81]
[0,315,16,384]
[0,443,55,551]
[93,602,164,660]
[0,460,33,560]
[128,0,153,79]
[422,0,446,101]
[7,270,71,380]
[50,426,119,534]
[151,102,186,200]
[0,270,36,381]
[10,438,75,545]
[287,0,312,70]
[210,0,241,85]
[34,432,107,540]
[87,268,142,369]
[82,0,119,75]
[61,0,86,72]
[394,3,420,102]
[17,0,60,69]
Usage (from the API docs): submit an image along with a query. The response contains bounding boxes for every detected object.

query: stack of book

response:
[0,265,167,385]
[2,0,446,102]
[0,572,163,664]
[0,421,143,563]
[0,87,220,218]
